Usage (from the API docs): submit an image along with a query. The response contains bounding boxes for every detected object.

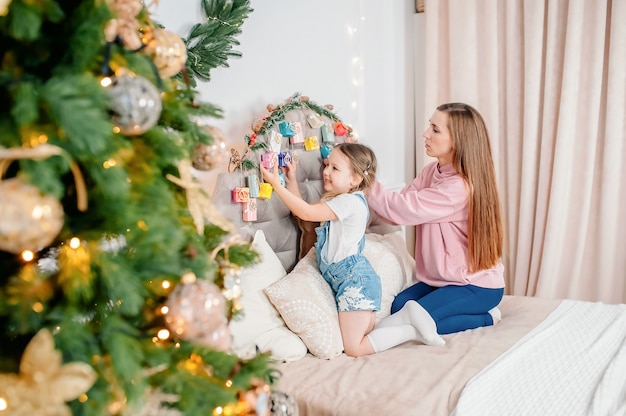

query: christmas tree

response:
[0,0,282,414]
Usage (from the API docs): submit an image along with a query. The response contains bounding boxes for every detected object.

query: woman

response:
[366,102,505,352]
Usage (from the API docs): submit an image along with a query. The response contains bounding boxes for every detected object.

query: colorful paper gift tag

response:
[290,121,304,144]
[269,130,283,153]
[307,113,324,128]
[321,124,335,143]
[304,136,320,151]
[258,183,273,199]
[279,121,296,137]
[232,186,250,203]
[242,198,257,222]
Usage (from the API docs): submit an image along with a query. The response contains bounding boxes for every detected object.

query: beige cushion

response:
[264,231,414,359]
[228,230,307,362]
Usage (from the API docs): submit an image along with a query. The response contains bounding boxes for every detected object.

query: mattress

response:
[274,295,596,415]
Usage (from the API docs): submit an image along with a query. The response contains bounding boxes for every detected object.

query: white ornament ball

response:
[148,28,188,79]
[107,73,162,135]
[164,279,231,351]
[0,178,64,254]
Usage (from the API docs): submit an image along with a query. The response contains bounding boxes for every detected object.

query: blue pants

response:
[391,282,504,335]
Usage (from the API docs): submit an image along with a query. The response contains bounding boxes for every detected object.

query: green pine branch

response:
[183,0,253,87]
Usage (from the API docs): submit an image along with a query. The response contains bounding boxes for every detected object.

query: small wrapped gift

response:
[258,183,273,199]
[247,174,260,198]
[304,136,320,151]
[279,172,286,188]
[278,151,293,167]
[261,152,278,169]
[279,121,296,137]
[242,198,257,222]
[334,121,349,136]
[290,121,304,144]
[321,124,335,143]
[232,187,250,203]
[269,130,283,153]
[320,143,333,160]
[307,113,324,128]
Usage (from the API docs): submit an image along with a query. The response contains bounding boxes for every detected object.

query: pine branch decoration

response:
[183,0,253,87]
[229,92,346,172]
[257,92,341,136]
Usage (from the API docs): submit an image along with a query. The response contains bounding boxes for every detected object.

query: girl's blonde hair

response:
[322,143,377,199]
[335,142,377,191]
[437,102,504,273]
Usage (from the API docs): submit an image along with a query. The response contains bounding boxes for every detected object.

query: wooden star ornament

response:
[0,329,97,416]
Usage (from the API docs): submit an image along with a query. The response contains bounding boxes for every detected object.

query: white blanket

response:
[453,300,626,416]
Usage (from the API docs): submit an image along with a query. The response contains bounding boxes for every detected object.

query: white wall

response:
[153,0,418,189]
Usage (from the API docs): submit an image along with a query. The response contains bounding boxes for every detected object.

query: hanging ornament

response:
[306,113,324,129]
[0,329,97,416]
[215,379,271,416]
[0,178,64,254]
[251,117,266,134]
[0,0,11,16]
[106,72,162,135]
[333,121,349,137]
[164,272,231,351]
[166,160,235,234]
[192,126,228,171]
[270,391,299,416]
[104,0,144,50]
[145,28,188,79]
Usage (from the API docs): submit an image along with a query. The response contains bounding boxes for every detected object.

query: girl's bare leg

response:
[338,310,377,357]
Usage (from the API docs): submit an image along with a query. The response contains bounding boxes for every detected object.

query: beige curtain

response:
[420,0,626,303]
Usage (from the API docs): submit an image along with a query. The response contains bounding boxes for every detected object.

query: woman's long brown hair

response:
[438,103,503,273]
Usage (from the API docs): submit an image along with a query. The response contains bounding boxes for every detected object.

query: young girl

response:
[260,143,381,357]
[365,102,505,353]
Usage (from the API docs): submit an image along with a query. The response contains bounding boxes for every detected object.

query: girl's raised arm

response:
[260,164,336,222]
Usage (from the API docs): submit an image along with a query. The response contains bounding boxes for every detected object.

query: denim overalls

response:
[314,193,382,312]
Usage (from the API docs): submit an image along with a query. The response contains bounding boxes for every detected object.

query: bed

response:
[197,97,626,416]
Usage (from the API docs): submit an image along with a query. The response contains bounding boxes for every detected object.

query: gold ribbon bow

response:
[166,160,235,235]
[0,144,88,212]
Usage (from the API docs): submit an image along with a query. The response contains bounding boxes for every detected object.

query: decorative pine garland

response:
[231,92,348,172]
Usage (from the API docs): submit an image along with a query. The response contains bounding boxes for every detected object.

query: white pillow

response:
[264,231,414,359]
[228,230,307,362]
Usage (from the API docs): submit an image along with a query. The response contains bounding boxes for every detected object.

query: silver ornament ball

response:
[107,73,162,135]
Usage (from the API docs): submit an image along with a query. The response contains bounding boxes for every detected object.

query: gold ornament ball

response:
[149,28,188,78]
[0,178,64,254]
[192,126,227,171]
[164,279,231,351]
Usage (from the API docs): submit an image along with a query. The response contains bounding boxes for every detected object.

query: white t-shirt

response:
[320,191,369,264]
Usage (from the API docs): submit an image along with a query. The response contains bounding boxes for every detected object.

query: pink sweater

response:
[367,162,504,289]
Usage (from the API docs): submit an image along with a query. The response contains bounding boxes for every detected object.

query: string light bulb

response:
[21,250,34,262]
